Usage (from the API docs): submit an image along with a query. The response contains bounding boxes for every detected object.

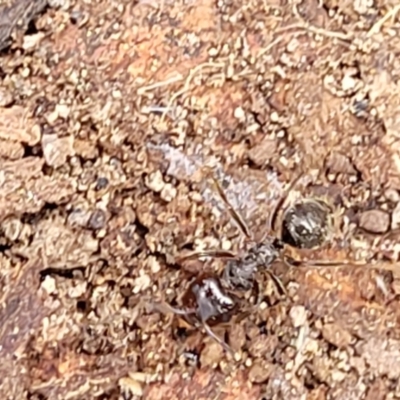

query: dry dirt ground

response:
[2,0,400,399]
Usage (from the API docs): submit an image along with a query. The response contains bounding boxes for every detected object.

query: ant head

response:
[183,274,237,324]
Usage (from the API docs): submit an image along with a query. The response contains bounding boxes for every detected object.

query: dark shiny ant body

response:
[153,168,348,354]
[223,240,283,291]
[281,198,331,249]
[185,274,237,323]
[152,273,238,354]
[180,274,238,353]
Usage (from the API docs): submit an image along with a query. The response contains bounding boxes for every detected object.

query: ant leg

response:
[302,259,367,268]
[150,301,197,316]
[283,253,368,269]
[264,170,305,241]
[265,269,287,296]
[176,249,236,263]
[202,166,253,240]
[203,321,234,355]
[283,254,400,288]
[240,274,285,315]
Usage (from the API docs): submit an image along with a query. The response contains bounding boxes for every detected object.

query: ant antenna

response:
[202,166,253,240]
[176,249,236,263]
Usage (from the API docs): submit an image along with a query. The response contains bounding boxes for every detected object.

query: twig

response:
[257,36,285,57]
[367,4,400,37]
[290,4,352,43]
[160,62,225,123]
[137,74,183,95]
[258,6,352,60]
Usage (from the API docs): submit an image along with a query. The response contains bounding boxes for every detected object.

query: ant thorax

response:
[223,240,282,290]
[245,240,283,267]
[190,276,236,323]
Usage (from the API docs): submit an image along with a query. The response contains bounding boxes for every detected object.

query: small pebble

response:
[200,340,224,368]
[148,256,161,274]
[56,104,71,119]
[248,361,272,383]
[69,10,89,27]
[68,208,91,227]
[385,188,400,203]
[234,106,245,120]
[42,134,75,168]
[118,377,143,397]
[133,274,151,293]
[0,87,14,107]
[41,276,57,295]
[248,138,278,167]
[289,305,307,328]
[1,217,22,241]
[322,323,353,348]
[359,209,389,234]
[48,0,70,9]
[46,110,59,124]
[145,170,165,193]
[88,209,107,230]
[160,183,177,202]
[392,202,400,230]
[341,75,357,91]
[95,177,109,190]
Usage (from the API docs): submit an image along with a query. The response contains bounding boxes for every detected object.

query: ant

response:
[151,165,382,354]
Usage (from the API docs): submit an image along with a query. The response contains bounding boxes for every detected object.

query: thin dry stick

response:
[288,4,353,42]
[258,27,326,59]
[286,251,400,276]
[160,62,225,123]
[137,74,183,95]
[257,36,285,57]
[278,21,351,42]
[296,258,370,268]
[367,4,400,37]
